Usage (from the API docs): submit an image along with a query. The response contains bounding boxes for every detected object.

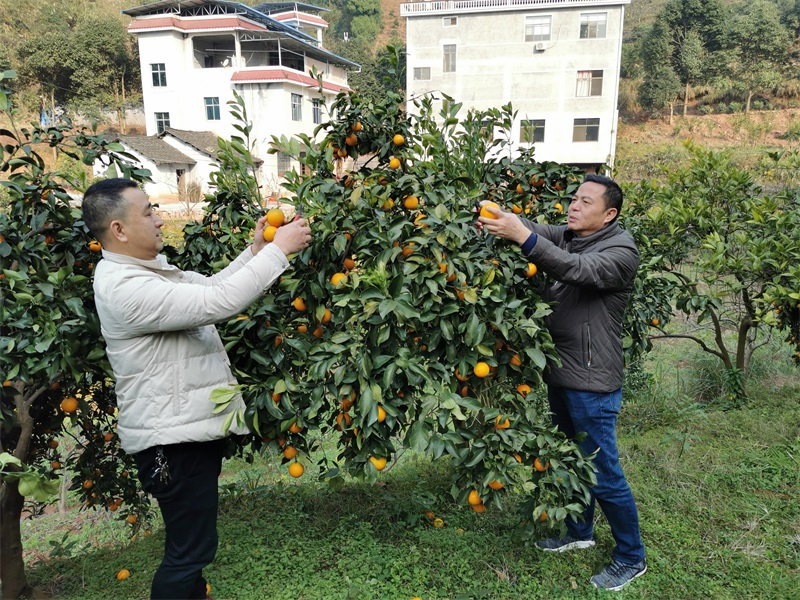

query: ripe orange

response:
[433,517,444,528]
[83,479,93,489]
[510,353,522,367]
[288,462,304,478]
[292,297,306,311]
[266,208,285,227]
[272,392,281,403]
[51,461,62,470]
[312,325,324,338]
[336,412,352,430]
[471,503,486,513]
[488,480,504,490]
[513,453,523,463]
[531,176,545,188]
[479,201,500,219]
[554,202,563,214]
[516,384,531,397]
[116,568,131,581]
[330,272,347,287]
[104,432,114,442]
[515,183,524,194]
[525,263,538,277]
[345,132,358,146]
[512,204,522,214]
[297,324,308,334]
[88,240,102,252]
[401,243,416,257]
[495,415,510,430]
[377,405,386,423]
[49,439,59,449]
[2,380,12,387]
[60,396,78,413]
[467,489,482,506]
[126,514,137,524]
[473,362,490,378]
[389,157,401,169]
[273,335,283,347]
[414,213,428,227]
[382,198,395,210]
[263,225,278,242]
[283,445,297,459]
[403,195,419,210]
[539,510,548,521]
[534,457,550,472]
[351,121,363,132]
[317,308,332,324]
[425,510,435,520]
[393,133,405,146]
[343,257,356,270]
[289,422,302,434]
[369,456,387,471]
[651,318,660,326]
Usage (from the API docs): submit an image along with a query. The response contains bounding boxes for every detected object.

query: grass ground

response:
[19,334,800,599]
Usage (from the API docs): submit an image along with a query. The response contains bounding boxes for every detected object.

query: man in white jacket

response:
[82,178,310,599]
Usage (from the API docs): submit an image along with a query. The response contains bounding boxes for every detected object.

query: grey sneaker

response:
[535,534,595,552]
[590,559,647,591]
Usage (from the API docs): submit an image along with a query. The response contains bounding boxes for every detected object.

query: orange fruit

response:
[60,396,78,413]
[312,325,324,338]
[539,510,548,522]
[88,240,102,252]
[512,204,522,214]
[513,453,523,463]
[403,195,419,210]
[473,362,490,378]
[116,568,131,581]
[510,353,522,366]
[382,198,395,210]
[495,415,510,430]
[317,308,332,324]
[345,132,358,146]
[351,121,363,132]
[425,510,435,520]
[526,263,538,277]
[288,462,304,478]
[531,176,545,188]
[651,318,660,326]
[83,479,93,489]
[272,392,281,403]
[126,514,137,524]
[414,213,428,227]
[554,202,563,214]
[283,446,297,459]
[471,503,486,513]
[479,201,500,219]
[263,225,278,242]
[433,517,445,528]
[266,208,285,227]
[51,461,62,470]
[516,384,531,397]
[336,412,352,430]
[467,489,482,506]
[273,335,283,347]
[297,324,308,334]
[2,380,12,387]
[393,133,405,146]
[534,457,550,472]
[369,456,387,471]
[288,422,302,434]
[292,297,306,311]
[330,272,347,287]
[377,405,387,422]
[515,183,524,194]
[401,243,416,257]
[104,432,114,442]
[49,439,59,449]
[389,157,401,169]
[343,257,356,270]
[488,480,504,490]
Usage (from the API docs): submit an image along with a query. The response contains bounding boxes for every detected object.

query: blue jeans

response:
[548,386,645,565]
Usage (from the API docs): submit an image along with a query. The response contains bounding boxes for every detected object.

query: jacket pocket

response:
[586,323,592,369]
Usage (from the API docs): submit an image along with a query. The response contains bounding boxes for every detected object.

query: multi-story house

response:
[120,0,359,199]
[401,0,630,169]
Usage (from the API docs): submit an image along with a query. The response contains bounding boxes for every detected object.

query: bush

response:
[728,101,743,113]
[698,104,714,115]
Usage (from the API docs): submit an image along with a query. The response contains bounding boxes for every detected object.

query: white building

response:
[401,0,629,168]
[122,0,359,195]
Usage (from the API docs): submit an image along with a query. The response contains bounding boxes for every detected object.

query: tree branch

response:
[649,332,728,362]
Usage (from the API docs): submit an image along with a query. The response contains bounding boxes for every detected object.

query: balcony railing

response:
[400,0,629,17]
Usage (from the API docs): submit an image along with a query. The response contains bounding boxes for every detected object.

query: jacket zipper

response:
[587,324,592,368]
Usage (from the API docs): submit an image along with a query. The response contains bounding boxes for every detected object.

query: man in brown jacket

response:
[478,174,646,591]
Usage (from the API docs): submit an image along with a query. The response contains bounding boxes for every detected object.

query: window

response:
[151,63,167,87]
[277,152,291,176]
[443,44,456,73]
[443,16,457,27]
[573,118,600,142]
[155,112,170,134]
[520,119,545,144]
[175,168,185,187]
[291,93,302,121]
[312,98,322,125]
[299,151,311,176]
[204,97,220,120]
[524,16,551,42]
[580,13,607,39]
[413,67,431,81]
[576,70,603,97]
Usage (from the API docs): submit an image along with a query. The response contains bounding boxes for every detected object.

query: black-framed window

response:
[520,119,545,144]
[151,63,167,87]
[312,98,321,124]
[155,112,170,134]
[573,118,600,142]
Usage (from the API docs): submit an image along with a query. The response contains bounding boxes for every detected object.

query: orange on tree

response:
[126,514,137,524]
[273,335,283,347]
[312,325,324,338]
[292,297,307,311]
[425,510,435,520]
[512,204,523,214]
[317,308,332,324]
[83,479,93,489]
[297,324,308,333]
[403,195,419,210]
[51,461,61,470]
[283,445,297,460]
[48,439,59,449]
[515,183,524,194]
[402,242,416,256]
[345,132,358,146]
[60,396,78,413]
[336,412,352,430]
[473,362,490,378]
[525,263,538,277]
[266,208,285,227]
[554,202,563,214]
[369,455,387,470]
[488,480,504,490]
[516,383,531,397]
[510,353,522,366]
[471,503,486,513]
[513,453,523,463]
[495,415,510,430]
[351,121,363,132]
[330,272,347,287]
[467,489,482,506]
[392,133,405,146]
[288,462,304,478]
[651,318,660,326]
[377,405,387,422]
[479,201,500,219]
[534,457,550,472]
[88,240,102,252]
[272,391,281,403]
[389,156,401,169]
[116,568,131,581]
[433,517,444,528]
[539,510,549,521]
[288,422,302,434]
[343,257,356,270]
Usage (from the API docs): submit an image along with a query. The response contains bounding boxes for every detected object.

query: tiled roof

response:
[162,128,221,157]
[119,135,196,165]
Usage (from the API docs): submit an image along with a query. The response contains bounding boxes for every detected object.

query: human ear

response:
[109,220,127,243]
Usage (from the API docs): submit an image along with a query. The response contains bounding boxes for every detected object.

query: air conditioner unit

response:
[534,43,545,52]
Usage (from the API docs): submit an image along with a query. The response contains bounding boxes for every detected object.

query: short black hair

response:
[584,173,623,222]
[82,178,139,242]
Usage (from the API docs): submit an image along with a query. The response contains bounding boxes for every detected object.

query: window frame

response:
[154,112,170,134]
[413,66,431,81]
[520,119,545,144]
[575,70,604,97]
[443,16,457,27]
[151,63,167,87]
[291,93,303,121]
[204,96,221,120]
[580,12,607,39]
[524,15,552,42]
[312,98,322,125]
[442,44,457,74]
[572,117,600,142]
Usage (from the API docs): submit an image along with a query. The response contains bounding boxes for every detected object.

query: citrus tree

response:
[171,50,598,539]
[621,143,800,401]
[0,72,151,598]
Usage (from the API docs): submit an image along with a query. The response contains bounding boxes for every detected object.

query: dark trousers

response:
[135,439,225,599]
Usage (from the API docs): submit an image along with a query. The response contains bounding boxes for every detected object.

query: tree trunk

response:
[683,80,690,117]
[745,90,754,114]
[668,102,674,126]
[0,480,31,599]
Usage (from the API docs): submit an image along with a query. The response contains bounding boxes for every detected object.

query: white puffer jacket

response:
[93,245,288,454]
